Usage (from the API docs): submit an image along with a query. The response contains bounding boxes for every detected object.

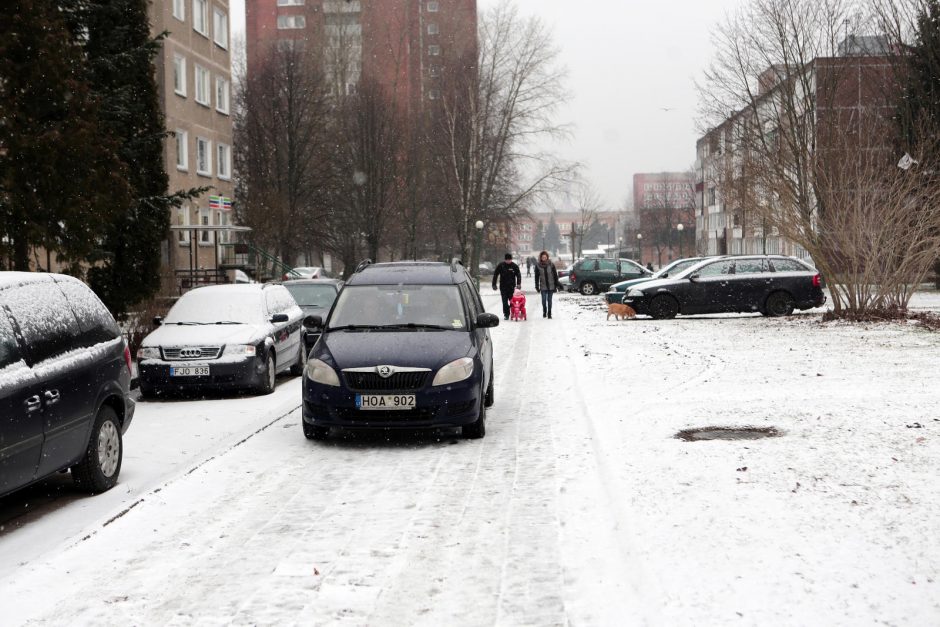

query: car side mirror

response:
[152,316,163,327]
[688,273,700,282]
[271,313,289,323]
[475,312,500,328]
[304,315,323,330]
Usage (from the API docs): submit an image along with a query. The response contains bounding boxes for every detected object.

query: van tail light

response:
[123,341,133,374]
[812,274,821,288]
[570,272,576,282]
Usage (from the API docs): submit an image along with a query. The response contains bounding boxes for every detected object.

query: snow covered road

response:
[2,289,939,625]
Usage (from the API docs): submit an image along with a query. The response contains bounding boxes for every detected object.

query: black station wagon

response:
[622,255,826,319]
[301,261,499,440]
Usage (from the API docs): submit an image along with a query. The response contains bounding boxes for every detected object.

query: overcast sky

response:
[230,0,743,209]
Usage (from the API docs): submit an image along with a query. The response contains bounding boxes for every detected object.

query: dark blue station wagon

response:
[301,261,499,440]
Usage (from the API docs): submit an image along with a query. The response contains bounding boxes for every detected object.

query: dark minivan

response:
[302,261,499,440]
[0,272,134,497]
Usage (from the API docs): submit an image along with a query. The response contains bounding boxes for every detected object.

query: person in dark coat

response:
[533,250,560,319]
[525,257,532,277]
[492,253,522,320]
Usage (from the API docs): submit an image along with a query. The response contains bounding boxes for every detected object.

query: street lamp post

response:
[618,236,623,258]
[636,233,643,264]
[677,223,684,258]
[474,220,484,291]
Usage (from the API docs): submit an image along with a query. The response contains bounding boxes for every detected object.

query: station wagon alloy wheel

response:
[649,294,679,319]
[764,291,795,317]
[580,281,597,295]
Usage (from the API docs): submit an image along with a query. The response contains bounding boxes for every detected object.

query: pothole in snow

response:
[675,426,783,441]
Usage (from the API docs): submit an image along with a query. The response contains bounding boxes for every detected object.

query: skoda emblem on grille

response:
[180,348,202,358]
[377,365,394,378]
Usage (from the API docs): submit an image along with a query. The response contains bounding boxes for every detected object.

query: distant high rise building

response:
[150,0,236,293]
[245,0,477,117]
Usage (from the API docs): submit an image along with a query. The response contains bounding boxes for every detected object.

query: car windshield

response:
[284,283,338,309]
[672,258,723,280]
[164,290,264,325]
[328,285,467,330]
[655,258,700,278]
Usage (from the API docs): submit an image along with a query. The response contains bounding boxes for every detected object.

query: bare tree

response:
[435,1,572,269]
[698,0,940,316]
[234,44,333,268]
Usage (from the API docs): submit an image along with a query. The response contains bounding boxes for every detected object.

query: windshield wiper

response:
[214,321,243,325]
[327,324,379,332]
[375,323,452,331]
[165,321,208,325]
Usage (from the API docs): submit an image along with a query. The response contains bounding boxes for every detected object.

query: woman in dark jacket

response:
[533,250,560,318]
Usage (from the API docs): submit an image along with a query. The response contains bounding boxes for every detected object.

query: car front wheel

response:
[290,344,304,376]
[649,294,679,319]
[463,389,487,439]
[257,352,276,394]
[72,405,123,493]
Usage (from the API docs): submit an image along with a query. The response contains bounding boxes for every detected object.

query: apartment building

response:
[245,0,477,117]
[151,0,237,292]
[694,38,895,260]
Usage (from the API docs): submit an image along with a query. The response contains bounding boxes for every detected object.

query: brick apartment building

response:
[245,0,477,118]
[633,172,695,267]
[151,0,238,294]
[694,37,896,261]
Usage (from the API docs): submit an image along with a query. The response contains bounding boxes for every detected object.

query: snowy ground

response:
[1,288,939,625]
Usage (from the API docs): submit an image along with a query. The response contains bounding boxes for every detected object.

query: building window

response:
[427,1,439,12]
[213,8,228,48]
[194,64,210,106]
[193,0,208,35]
[707,187,716,206]
[428,23,439,35]
[173,0,185,21]
[199,209,214,244]
[277,0,305,4]
[428,44,440,56]
[428,65,440,77]
[428,88,441,100]
[196,137,211,176]
[215,77,230,114]
[277,15,306,29]
[217,143,231,179]
[177,207,190,244]
[175,129,188,171]
[173,54,186,96]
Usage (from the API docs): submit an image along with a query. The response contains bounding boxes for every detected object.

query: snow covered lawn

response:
[1,289,938,625]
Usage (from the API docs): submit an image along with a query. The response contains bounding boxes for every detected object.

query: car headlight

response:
[627,288,645,297]
[137,346,161,360]
[307,358,340,386]
[224,344,257,357]
[432,357,475,386]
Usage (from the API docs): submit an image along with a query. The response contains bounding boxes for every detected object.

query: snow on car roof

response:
[0,271,55,290]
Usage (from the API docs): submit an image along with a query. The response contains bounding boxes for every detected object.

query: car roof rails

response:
[354,259,373,274]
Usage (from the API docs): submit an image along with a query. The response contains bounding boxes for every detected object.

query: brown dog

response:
[606,302,636,321]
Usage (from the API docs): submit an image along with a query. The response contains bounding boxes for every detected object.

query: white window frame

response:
[277,0,305,5]
[199,209,214,245]
[173,54,186,97]
[177,206,190,245]
[175,129,188,171]
[196,137,211,176]
[215,76,230,114]
[277,15,306,29]
[428,44,441,56]
[173,0,185,21]
[428,88,441,100]
[194,64,210,106]
[216,143,231,180]
[428,23,439,35]
[193,0,208,36]
[427,1,439,12]
[213,8,228,48]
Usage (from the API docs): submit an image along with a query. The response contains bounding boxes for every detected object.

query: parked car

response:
[605,257,706,305]
[137,283,304,396]
[0,272,135,497]
[282,266,331,281]
[283,278,344,357]
[569,257,652,295]
[622,255,826,319]
[301,261,499,441]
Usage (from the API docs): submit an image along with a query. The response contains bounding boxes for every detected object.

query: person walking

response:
[492,253,522,320]
[533,250,560,319]
[525,257,532,277]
